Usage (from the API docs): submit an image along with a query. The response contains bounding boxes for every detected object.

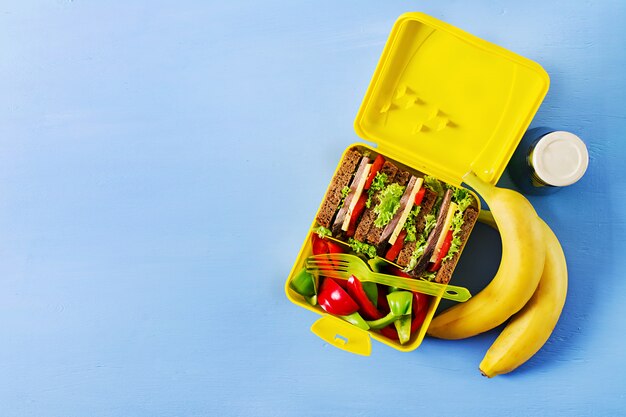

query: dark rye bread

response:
[353,161,398,241]
[316,148,362,228]
[395,188,438,267]
[434,206,479,284]
[365,169,411,246]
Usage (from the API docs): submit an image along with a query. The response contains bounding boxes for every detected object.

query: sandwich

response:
[315,147,478,284]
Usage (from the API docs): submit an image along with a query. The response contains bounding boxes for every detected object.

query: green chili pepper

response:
[367,291,413,329]
[389,292,414,344]
[290,268,319,306]
[388,291,412,316]
[367,257,388,273]
[304,294,318,306]
[394,315,412,344]
[340,312,370,330]
[367,312,398,329]
[289,268,316,297]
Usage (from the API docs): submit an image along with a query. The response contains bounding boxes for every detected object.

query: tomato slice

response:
[364,155,385,190]
[414,186,426,206]
[428,229,453,272]
[385,229,407,261]
[346,193,367,238]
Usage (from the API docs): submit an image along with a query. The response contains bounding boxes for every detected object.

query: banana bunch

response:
[427,172,568,377]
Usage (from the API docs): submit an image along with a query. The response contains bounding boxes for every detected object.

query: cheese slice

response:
[341,164,372,231]
[388,178,424,245]
[429,201,458,263]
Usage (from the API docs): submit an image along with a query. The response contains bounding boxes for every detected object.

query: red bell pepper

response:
[311,234,346,255]
[387,265,412,278]
[414,186,426,206]
[346,275,383,320]
[364,155,385,190]
[410,292,431,333]
[377,285,390,314]
[318,278,359,316]
[311,234,328,255]
[379,326,399,340]
[385,229,407,261]
[326,240,345,254]
[428,229,453,272]
[311,234,347,286]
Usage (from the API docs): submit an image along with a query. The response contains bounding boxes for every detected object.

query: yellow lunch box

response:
[285,12,550,356]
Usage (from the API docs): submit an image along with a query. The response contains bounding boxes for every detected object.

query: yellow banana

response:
[479,219,568,377]
[427,172,545,339]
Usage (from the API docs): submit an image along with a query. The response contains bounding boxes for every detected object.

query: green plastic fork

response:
[306,253,471,302]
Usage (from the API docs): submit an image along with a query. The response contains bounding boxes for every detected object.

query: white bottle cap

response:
[531,131,589,187]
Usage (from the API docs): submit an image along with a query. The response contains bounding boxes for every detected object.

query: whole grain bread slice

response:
[316,148,362,228]
[434,206,479,284]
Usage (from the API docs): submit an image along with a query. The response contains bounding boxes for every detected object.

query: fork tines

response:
[306,260,350,268]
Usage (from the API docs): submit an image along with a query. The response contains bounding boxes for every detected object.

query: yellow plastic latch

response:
[310,315,372,356]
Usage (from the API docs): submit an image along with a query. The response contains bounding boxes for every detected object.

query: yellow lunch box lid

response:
[354,12,550,186]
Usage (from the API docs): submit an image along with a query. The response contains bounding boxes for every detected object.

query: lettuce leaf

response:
[347,238,378,259]
[402,205,422,242]
[421,271,437,282]
[452,187,473,212]
[373,183,405,228]
[337,186,351,210]
[424,175,443,195]
[315,226,332,238]
[404,213,437,272]
[423,213,436,235]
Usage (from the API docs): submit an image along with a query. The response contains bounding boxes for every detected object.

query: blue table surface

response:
[1,1,625,416]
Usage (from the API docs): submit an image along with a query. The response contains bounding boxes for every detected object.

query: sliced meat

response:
[435,207,478,284]
[316,148,362,228]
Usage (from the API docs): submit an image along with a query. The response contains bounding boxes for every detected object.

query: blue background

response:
[1,1,625,416]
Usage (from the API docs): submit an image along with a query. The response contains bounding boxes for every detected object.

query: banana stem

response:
[462,171,493,200]
[478,210,498,230]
